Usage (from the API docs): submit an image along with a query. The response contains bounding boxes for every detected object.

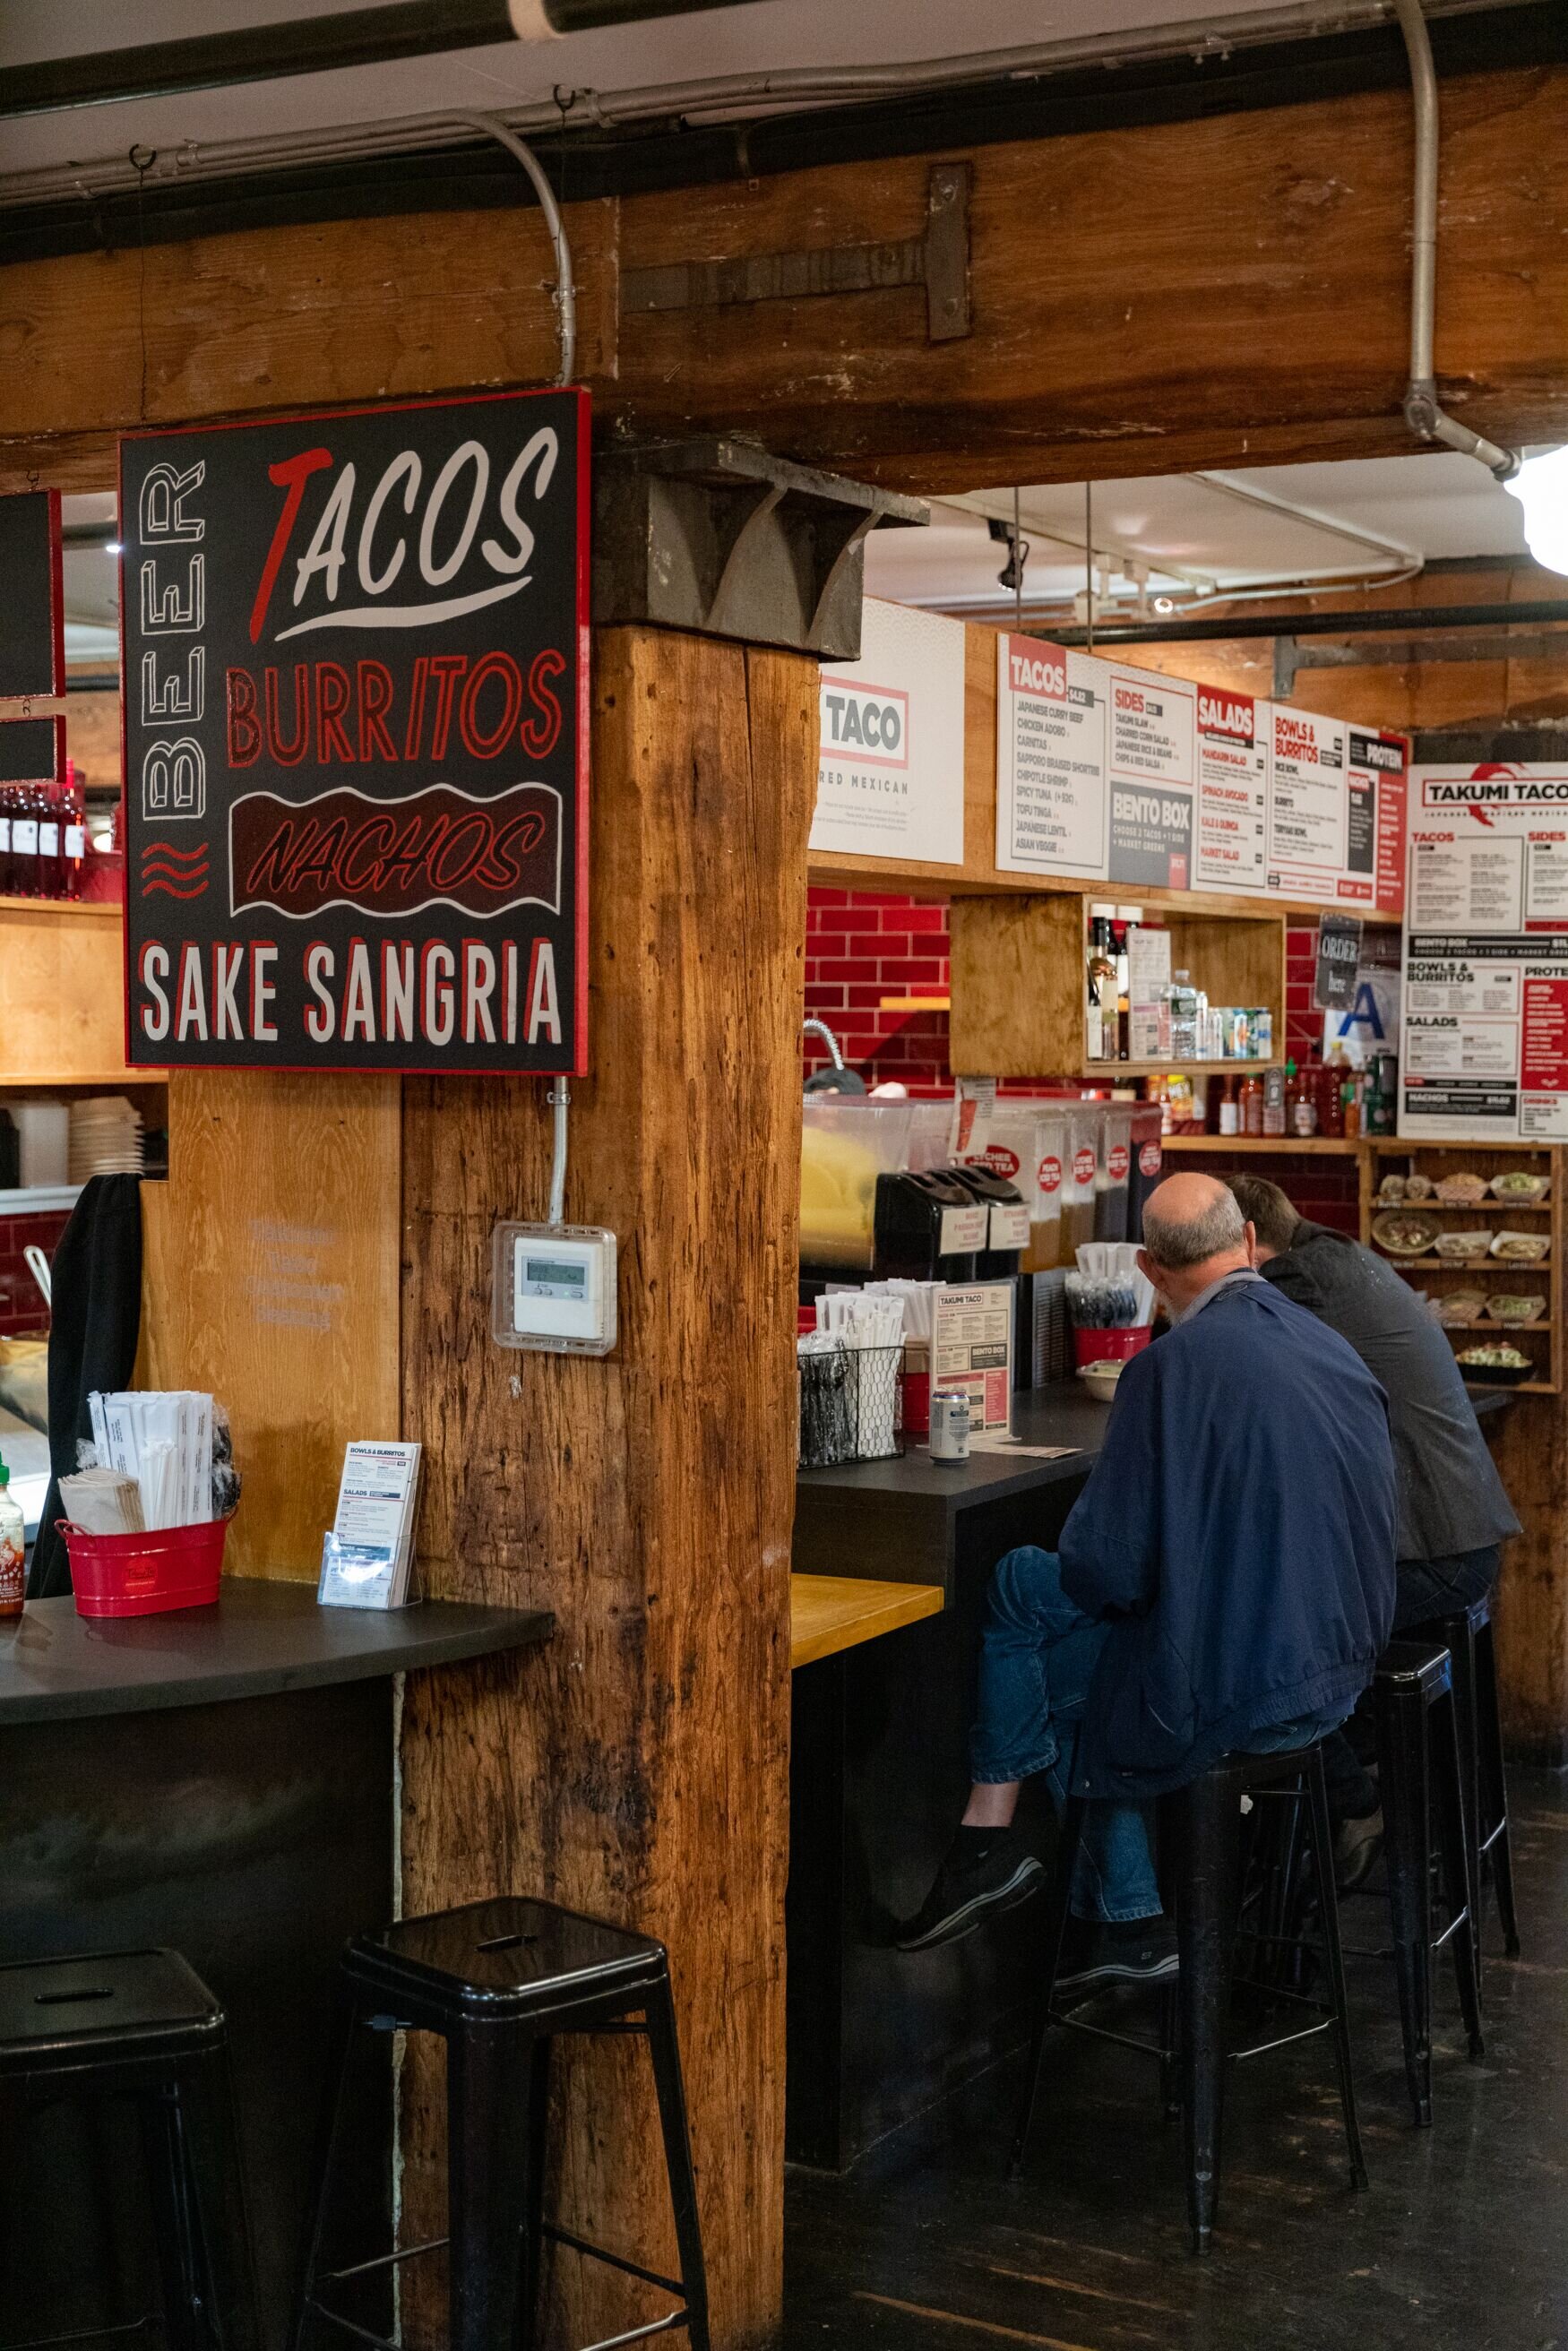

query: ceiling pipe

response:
[1392,0,1519,481]
[1054,598,1568,647]
[0,0,765,120]
[458,112,575,384]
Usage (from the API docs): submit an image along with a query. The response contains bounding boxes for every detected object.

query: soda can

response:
[928,1389,971,1464]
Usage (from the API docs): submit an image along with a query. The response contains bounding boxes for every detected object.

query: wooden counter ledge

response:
[791,1574,943,1670]
[0,1576,554,1726]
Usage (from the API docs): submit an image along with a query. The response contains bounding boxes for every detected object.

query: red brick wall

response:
[0,1210,68,1338]
[804,888,952,1094]
[804,891,1373,1237]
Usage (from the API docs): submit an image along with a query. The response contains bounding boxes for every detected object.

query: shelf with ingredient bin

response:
[949,891,1285,1081]
[1159,1134,1365,1158]
[1360,1141,1561,1395]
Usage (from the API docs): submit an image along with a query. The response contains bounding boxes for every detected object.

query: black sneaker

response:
[1055,1915,1178,1991]
[1334,1806,1384,1891]
[895,1831,1045,1952]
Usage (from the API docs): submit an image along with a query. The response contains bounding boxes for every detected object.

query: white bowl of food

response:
[1078,1361,1126,1406]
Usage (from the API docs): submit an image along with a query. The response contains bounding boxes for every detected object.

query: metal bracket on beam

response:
[592,438,927,657]
[621,162,972,343]
[1278,628,1568,689]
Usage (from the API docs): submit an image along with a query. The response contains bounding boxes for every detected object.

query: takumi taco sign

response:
[120,387,590,1073]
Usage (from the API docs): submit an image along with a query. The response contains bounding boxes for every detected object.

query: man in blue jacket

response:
[898,1172,1399,1982]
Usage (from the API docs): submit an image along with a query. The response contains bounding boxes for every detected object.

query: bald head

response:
[1138,1172,1255,1315]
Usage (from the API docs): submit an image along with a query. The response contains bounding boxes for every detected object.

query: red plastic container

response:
[1072,1324,1154,1371]
[59,1517,229,1618]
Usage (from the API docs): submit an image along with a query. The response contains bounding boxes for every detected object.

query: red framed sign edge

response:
[118,383,592,1081]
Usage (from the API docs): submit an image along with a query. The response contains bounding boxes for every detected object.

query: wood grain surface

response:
[0,900,134,1079]
[142,1069,401,1579]
[790,1574,943,1670]
[6,66,1568,495]
[398,625,815,2348]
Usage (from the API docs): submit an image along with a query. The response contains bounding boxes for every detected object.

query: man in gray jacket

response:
[1228,1175,1520,1879]
[1227,1176,1519,1625]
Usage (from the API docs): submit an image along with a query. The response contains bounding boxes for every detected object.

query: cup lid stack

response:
[67,1096,145,1181]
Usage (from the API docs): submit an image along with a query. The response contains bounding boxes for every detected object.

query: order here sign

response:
[119,387,590,1076]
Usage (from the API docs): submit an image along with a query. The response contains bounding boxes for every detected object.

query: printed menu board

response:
[812,599,967,864]
[994,635,1107,879]
[995,631,1407,915]
[1106,665,1194,888]
[1193,688,1269,894]
[1401,762,1568,1139]
[1267,707,1348,900]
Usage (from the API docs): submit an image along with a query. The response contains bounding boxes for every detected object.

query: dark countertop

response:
[794,1374,1513,1593]
[798,1381,1109,1514]
[0,1577,554,1727]
[794,1382,1108,1592]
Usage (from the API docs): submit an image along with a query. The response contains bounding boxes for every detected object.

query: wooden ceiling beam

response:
[3,62,1565,495]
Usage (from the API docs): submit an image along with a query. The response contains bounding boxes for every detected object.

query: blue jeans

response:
[970,1546,1350,1924]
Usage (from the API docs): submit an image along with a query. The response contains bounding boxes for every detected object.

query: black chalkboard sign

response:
[0,490,65,700]
[119,389,590,1074]
[0,717,63,786]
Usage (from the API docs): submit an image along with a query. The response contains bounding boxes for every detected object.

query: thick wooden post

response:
[398,625,816,2347]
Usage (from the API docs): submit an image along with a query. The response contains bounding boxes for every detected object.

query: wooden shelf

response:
[1162,1133,1364,1156]
[790,1574,943,1670]
[878,995,950,1013]
[1440,1317,1550,1332]
[1084,1059,1273,1079]
[1373,1197,1551,1213]
[0,895,120,920]
[1377,1255,1552,1273]
[0,1072,167,1089]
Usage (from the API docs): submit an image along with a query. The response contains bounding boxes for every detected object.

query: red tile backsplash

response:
[0,1210,66,1339]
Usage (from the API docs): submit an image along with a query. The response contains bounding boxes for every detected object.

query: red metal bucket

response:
[1072,1325,1154,1371]
[59,1517,229,1618]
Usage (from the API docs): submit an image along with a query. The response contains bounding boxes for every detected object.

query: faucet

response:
[802,1017,847,1072]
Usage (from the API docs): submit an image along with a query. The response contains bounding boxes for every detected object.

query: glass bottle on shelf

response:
[1168,969,1200,1062]
[1262,1064,1287,1137]
[1317,1049,1345,1139]
[1085,904,1116,1062]
[1239,1071,1265,1137]
[1217,1073,1240,1136]
[63,763,85,900]
[1287,1060,1319,1136]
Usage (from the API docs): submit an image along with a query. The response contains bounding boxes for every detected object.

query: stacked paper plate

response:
[68,1095,145,1180]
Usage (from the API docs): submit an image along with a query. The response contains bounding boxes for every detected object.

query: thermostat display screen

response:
[521,1258,588,1297]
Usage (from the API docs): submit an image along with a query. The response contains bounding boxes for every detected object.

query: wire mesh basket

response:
[797,1341,905,1469]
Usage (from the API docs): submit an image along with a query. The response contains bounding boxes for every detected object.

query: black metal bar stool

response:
[1413,1593,1521,1964]
[1012,1741,1366,2255]
[1365,1639,1484,2127]
[0,1947,260,2351]
[290,1894,710,2351]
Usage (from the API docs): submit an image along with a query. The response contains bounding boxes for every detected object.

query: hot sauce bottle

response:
[0,1459,24,1619]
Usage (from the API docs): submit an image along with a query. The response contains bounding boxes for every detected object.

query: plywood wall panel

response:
[145,1068,401,1580]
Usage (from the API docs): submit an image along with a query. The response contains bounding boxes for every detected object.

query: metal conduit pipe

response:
[457,111,575,386]
[1392,0,1520,481]
[459,111,576,1220]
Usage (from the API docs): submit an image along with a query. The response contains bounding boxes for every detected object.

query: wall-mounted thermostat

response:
[492,1223,617,1356]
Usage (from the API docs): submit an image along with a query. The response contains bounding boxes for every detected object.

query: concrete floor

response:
[784,1769,1568,2351]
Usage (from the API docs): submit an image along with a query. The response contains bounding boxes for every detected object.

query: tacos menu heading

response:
[120,389,589,1075]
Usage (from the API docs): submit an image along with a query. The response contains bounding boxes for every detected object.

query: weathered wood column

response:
[397,622,817,2345]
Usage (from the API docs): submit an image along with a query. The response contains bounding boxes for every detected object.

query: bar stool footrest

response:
[543,2221,686,2300]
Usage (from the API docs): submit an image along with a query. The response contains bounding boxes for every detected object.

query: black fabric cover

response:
[29,1175,143,1599]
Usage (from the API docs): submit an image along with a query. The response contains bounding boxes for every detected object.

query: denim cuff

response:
[970,1742,1058,1787]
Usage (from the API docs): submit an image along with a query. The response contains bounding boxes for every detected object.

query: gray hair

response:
[1142,1185,1247,1270]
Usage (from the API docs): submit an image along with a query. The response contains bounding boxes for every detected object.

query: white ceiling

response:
[864,453,1532,616]
[0,0,1437,183]
[60,450,1533,662]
